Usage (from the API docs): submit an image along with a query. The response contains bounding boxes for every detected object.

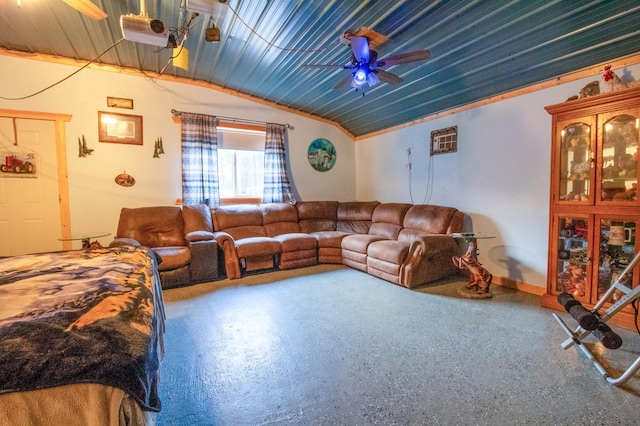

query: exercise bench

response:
[553,249,640,386]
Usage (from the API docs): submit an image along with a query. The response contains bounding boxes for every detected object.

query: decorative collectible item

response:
[153,137,164,158]
[0,152,37,177]
[602,65,638,92]
[78,135,94,157]
[307,138,336,171]
[115,171,135,187]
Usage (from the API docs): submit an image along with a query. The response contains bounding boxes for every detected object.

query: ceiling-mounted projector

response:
[120,14,169,47]
[186,0,229,16]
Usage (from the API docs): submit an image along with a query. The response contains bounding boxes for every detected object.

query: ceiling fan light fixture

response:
[353,69,367,86]
[367,72,379,87]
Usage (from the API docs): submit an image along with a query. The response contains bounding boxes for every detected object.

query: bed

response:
[0,245,165,426]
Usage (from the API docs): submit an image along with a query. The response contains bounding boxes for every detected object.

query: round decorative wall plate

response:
[115,171,135,187]
[307,138,336,172]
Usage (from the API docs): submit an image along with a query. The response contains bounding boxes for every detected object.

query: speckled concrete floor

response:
[158,265,640,426]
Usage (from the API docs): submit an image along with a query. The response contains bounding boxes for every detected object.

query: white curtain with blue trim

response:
[181,112,220,207]
[263,123,295,204]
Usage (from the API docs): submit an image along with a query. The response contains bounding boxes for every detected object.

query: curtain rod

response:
[171,109,292,129]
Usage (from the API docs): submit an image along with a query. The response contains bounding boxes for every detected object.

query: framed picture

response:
[106,96,134,109]
[98,112,143,145]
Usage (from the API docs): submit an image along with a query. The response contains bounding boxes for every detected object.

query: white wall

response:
[0,55,355,248]
[3,53,639,290]
[356,64,640,290]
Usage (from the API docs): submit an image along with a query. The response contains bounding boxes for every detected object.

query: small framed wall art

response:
[98,112,143,145]
[106,96,134,109]
[307,138,336,172]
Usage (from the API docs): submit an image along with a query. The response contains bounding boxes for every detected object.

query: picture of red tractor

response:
[1,154,36,174]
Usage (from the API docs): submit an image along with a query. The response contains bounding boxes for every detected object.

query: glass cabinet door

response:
[555,216,591,301]
[594,216,638,305]
[558,120,594,203]
[599,111,639,204]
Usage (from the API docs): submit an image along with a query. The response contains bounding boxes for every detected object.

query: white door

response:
[0,118,62,256]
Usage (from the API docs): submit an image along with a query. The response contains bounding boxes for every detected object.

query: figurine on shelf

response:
[568,160,591,180]
[612,183,637,201]
[616,153,637,178]
[558,264,586,297]
[602,65,638,93]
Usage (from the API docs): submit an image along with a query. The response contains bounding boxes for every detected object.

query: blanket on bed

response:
[0,246,165,412]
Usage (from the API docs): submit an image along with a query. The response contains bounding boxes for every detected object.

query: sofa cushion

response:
[213,204,263,229]
[117,206,186,248]
[367,240,410,264]
[296,201,338,233]
[262,203,302,236]
[368,203,412,239]
[311,230,350,248]
[403,205,461,234]
[153,246,191,271]
[342,234,387,254]
[213,204,266,239]
[273,233,317,252]
[182,204,213,233]
[235,237,281,258]
[336,201,379,234]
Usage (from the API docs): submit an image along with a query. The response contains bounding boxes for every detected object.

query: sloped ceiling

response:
[1,0,640,138]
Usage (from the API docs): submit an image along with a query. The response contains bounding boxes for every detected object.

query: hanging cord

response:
[407,147,414,203]
[407,146,434,204]
[0,38,125,101]
[423,153,434,204]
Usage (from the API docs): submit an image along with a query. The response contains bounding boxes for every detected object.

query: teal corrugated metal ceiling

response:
[1,0,640,137]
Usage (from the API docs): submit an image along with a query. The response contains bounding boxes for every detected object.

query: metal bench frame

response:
[553,250,640,385]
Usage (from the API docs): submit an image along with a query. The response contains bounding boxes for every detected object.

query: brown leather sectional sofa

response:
[112,205,218,289]
[113,201,464,289]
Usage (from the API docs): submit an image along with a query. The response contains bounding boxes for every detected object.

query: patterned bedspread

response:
[0,246,165,412]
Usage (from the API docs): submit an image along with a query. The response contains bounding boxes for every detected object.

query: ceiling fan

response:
[304,28,430,92]
[62,0,107,20]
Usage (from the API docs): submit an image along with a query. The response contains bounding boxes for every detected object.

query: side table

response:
[59,232,111,249]
[450,232,496,299]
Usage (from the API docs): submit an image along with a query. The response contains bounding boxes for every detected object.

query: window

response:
[217,125,265,204]
[430,126,458,155]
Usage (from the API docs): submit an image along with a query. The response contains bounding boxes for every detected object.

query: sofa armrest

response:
[186,230,215,243]
[400,235,458,288]
[109,237,142,248]
[411,234,458,253]
[189,239,218,283]
[213,231,241,279]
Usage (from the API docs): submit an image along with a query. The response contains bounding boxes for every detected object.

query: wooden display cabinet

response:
[543,86,640,330]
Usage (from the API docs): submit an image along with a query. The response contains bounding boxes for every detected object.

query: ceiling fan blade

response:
[350,36,370,63]
[375,69,403,85]
[333,74,354,90]
[376,50,430,67]
[63,0,108,20]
